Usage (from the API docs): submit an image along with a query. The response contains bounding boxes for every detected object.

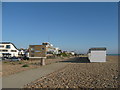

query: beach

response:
[24,56,118,88]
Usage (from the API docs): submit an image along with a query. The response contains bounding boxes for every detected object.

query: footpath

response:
[2,62,69,88]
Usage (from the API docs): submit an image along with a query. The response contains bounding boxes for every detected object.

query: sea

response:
[107,54,120,56]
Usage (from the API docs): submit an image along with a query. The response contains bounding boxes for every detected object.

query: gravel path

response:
[2,62,69,88]
[25,56,118,88]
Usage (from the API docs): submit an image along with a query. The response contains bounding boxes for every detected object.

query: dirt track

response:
[2,57,70,76]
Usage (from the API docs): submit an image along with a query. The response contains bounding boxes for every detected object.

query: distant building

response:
[42,42,53,47]
[29,45,46,58]
[58,49,62,54]
[42,42,60,56]
[0,42,19,57]
[25,49,29,57]
[18,48,25,57]
[18,48,29,58]
[88,47,107,62]
[63,51,68,53]
[29,42,61,59]
[70,51,75,55]
[53,47,60,54]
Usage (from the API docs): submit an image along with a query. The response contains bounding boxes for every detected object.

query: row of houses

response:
[29,42,62,58]
[0,42,28,58]
[0,42,65,58]
[0,42,107,62]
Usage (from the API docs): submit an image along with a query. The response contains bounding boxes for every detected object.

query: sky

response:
[2,2,118,54]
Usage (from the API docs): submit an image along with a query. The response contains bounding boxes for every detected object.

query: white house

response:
[18,49,25,55]
[53,47,60,54]
[18,48,29,58]
[42,42,60,55]
[70,51,75,55]
[88,48,107,62]
[0,42,19,57]
[42,42,53,48]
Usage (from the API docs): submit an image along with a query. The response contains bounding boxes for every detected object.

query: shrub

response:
[4,61,7,63]
[47,56,55,59]
[12,63,15,65]
[61,53,68,57]
[19,62,22,64]
[22,64,29,67]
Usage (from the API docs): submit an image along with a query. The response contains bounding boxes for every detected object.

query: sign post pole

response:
[41,58,45,66]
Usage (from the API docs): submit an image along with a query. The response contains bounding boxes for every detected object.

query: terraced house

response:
[0,42,19,57]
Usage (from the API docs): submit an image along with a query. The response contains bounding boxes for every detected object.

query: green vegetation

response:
[60,53,71,57]
[4,61,7,63]
[18,62,24,64]
[11,62,15,65]
[61,53,68,57]
[47,56,56,59]
[18,62,22,64]
[22,64,29,67]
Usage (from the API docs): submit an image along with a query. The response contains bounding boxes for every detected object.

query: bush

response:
[22,64,29,67]
[12,62,15,65]
[18,62,23,64]
[47,56,55,59]
[61,53,68,57]
[4,61,7,63]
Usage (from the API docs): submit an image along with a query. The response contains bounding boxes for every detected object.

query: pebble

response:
[24,56,118,88]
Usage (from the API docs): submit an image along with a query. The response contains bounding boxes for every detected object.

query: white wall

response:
[0,44,19,57]
[88,53,91,60]
[89,51,106,62]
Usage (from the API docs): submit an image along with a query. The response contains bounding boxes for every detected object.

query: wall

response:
[89,51,106,62]
[0,44,19,57]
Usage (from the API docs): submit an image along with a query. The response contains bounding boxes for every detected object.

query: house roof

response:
[88,47,106,53]
[0,42,11,44]
[0,42,18,50]
[89,47,106,50]
[90,48,107,50]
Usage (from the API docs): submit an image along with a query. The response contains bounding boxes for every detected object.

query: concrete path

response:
[2,62,68,88]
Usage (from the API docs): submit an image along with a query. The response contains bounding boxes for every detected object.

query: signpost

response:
[29,45,47,66]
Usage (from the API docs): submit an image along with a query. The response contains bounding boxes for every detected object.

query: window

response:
[11,50,17,52]
[6,45,11,49]
[0,50,8,52]
[31,48,34,51]
[42,48,45,50]
[35,50,41,52]
[0,45,4,48]
[47,51,53,54]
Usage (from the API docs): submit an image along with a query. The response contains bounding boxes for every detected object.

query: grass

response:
[18,62,24,64]
[18,62,22,64]
[11,62,16,65]
[22,64,29,67]
[4,61,7,63]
